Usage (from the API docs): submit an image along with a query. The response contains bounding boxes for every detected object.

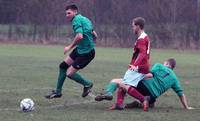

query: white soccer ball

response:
[20,98,34,112]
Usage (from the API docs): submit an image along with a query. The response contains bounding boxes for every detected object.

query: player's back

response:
[143,63,182,98]
[73,14,93,32]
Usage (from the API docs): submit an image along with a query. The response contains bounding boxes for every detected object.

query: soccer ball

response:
[20,98,34,112]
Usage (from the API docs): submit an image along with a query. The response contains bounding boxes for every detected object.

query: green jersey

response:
[143,63,183,98]
[72,14,95,54]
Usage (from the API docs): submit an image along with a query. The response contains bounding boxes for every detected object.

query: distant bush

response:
[0,23,199,49]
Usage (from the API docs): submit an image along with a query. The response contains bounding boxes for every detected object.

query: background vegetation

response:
[0,0,200,49]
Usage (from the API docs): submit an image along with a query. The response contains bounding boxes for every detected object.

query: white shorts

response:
[122,69,145,87]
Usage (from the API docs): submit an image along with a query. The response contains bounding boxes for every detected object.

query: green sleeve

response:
[72,19,83,34]
[171,78,183,96]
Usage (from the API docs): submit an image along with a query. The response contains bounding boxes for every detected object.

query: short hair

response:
[167,58,176,69]
[65,4,78,11]
[133,17,145,29]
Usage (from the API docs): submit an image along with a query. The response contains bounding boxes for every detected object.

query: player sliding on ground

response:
[45,4,97,99]
[99,58,194,111]
[95,17,151,104]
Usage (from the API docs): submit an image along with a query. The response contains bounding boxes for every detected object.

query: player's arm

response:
[143,64,162,80]
[172,79,194,110]
[143,73,153,80]
[64,33,83,54]
[179,94,194,110]
[64,18,83,55]
[92,30,98,43]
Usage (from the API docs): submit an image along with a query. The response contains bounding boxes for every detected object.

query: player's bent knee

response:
[59,61,69,69]
[111,79,122,83]
[66,74,72,78]
[111,79,117,83]
[66,71,74,78]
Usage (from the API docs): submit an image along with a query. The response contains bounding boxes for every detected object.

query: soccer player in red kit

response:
[129,17,150,75]
[95,17,151,109]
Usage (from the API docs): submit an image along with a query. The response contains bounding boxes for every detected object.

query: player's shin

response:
[116,88,126,105]
[105,82,118,95]
[127,86,144,102]
[67,72,92,86]
[56,61,69,93]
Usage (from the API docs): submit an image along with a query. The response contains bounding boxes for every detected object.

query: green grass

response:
[0,44,200,121]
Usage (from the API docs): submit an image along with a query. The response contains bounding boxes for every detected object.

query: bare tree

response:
[0,0,199,49]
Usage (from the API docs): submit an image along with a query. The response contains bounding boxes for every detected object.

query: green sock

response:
[105,82,118,95]
[69,72,92,86]
[56,68,67,93]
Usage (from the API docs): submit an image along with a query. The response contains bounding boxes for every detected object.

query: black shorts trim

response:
[69,48,95,69]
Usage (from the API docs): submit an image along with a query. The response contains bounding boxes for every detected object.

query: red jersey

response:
[130,31,150,74]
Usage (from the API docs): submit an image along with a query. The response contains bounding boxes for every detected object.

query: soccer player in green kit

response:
[114,58,194,111]
[45,4,97,99]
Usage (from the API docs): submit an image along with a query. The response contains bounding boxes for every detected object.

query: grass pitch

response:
[0,44,200,121]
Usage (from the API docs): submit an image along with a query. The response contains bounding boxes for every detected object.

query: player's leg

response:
[125,81,154,111]
[95,78,123,101]
[95,69,139,101]
[56,56,73,93]
[118,69,150,110]
[67,49,95,97]
[45,50,75,99]
[121,83,148,111]
[124,85,150,111]
[118,82,152,111]
[116,88,126,106]
[127,86,150,111]
[127,86,145,103]
[118,79,146,103]
[109,88,126,110]
[106,79,122,95]
[66,66,93,97]
[117,82,143,109]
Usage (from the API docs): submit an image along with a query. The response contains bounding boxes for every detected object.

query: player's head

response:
[65,4,78,21]
[132,17,145,35]
[164,58,176,70]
